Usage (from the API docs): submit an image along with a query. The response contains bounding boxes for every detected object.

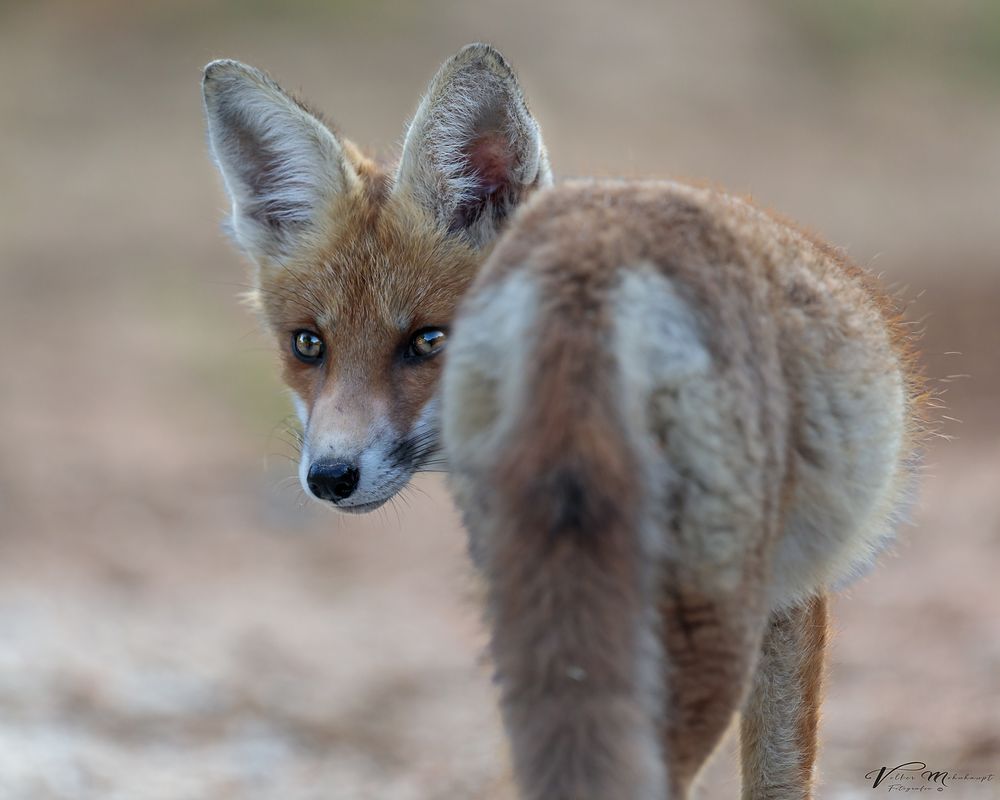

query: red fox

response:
[203,45,924,799]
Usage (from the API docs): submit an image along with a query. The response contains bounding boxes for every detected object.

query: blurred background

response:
[1,1,998,798]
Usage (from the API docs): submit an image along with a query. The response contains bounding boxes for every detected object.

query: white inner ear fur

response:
[394,44,552,247]
[202,59,358,264]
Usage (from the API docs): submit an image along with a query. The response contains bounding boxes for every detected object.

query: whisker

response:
[274,475,302,491]
[265,452,299,465]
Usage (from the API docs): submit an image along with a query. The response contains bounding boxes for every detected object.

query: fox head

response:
[202,44,551,512]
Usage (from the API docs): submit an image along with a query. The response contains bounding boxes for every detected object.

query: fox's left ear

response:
[395,44,552,248]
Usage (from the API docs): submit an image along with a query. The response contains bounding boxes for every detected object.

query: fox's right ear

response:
[201,60,358,264]
[395,44,552,249]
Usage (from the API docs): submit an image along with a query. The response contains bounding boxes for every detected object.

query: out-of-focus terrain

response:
[0,1,998,797]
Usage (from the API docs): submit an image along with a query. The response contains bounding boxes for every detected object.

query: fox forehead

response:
[258,169,480,336]
[254,163,481,428]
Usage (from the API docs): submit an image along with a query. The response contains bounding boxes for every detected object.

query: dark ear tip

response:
[458,42,500,57]
[453,42,515,77]
[202,59,261,91]
[204,58,238,81]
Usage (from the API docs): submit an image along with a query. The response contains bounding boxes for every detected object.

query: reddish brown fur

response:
[794,594,827,782]
[254,148,481,439]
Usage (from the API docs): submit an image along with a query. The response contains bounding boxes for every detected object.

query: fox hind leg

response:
[740,593,828,800]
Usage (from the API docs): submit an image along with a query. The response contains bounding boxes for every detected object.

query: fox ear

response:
[395,44,552,248]
[202,59,358,264]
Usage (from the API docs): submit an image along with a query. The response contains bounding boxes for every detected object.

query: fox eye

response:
[292,330,325,363]
[407,327,448,359]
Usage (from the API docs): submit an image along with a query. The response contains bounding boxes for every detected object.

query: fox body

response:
[443,180,922,798]
[203,45,923,799]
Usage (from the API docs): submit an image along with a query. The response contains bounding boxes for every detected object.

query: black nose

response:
[307,461,360,502]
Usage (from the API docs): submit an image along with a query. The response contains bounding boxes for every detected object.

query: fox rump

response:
[443,181,924,798]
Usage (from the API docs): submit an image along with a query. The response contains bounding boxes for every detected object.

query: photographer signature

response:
[865,761,995,792]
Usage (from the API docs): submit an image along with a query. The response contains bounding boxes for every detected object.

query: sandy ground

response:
[1,1,998,798]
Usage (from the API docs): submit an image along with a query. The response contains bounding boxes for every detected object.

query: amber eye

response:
[407,327,448,359]
[292,330,325,363]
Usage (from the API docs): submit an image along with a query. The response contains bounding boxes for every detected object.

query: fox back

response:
[202,44,551,511]
[442,180,923,799]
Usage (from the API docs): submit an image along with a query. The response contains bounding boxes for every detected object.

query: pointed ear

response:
[395,44,552,248]
[202,59,358,264]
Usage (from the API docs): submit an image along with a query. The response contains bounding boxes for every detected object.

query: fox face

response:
[202,45,551,511]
